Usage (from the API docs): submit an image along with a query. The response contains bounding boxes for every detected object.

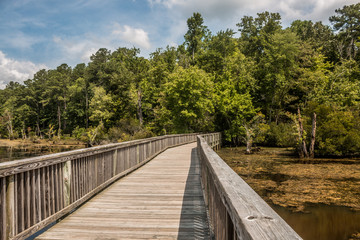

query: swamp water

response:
[217,147,360,240]
[0,145,84,163]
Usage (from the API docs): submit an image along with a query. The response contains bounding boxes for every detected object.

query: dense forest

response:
[1,3,360,157]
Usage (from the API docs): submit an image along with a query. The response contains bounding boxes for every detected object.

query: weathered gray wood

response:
[41,168,46,220]
[0,135,196,177]
[36,143,210,239]
[26,171,31,229]
[197,135,302,240]
[6,175,15,239]
[63,161,71,207]
[0,134,198,239]
[1,178,6,240]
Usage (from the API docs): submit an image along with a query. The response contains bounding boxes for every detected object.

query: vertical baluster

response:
[51,165,56,215]
[74,160,78,201]
[41,168,46,220]
[83,157,87,195]
[70,162,74,203]
[1,178,6,240]
[59,164,64,210]
[25,171,31,229]
[63,161,71,207]
[79,158,83,198]
[36,169,41,224]
[6,175,15,239]
[18,173,24,233]
[88,157,91,191]
[52,164,59,214]
[30,170,37,226]
[84,157,88,194]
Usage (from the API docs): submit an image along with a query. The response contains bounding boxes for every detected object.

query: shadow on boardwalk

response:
[178,148,211,239]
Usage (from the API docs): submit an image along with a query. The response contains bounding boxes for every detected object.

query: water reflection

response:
[272,204,360,240]
[217,147,360,240]
[0,145,84,163]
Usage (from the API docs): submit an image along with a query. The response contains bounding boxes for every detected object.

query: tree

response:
[215,70,256,145]
[197,29,237,76]
[330,3,360,59]
[161,66,214,133]
[89,86,114,124]
[290,20,337,62]
[237,11,282,59]
[243,113,268,154]
[255,30,302,123]
[184,12,209,62]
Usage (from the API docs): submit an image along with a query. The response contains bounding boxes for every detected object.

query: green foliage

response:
[329,3,360,60]
[304,104,360,156]
[89,86,114,124]
[266,122,298,147]
[72,126,87,141]
[161,66,214,133]
[1,5,360,157]
[184,12,210,62]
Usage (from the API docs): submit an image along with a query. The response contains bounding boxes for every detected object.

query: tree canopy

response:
[1,4,360,157]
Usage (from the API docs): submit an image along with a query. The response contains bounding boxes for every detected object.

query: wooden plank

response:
[33,169,39,225]
[3,134,198,240]
[63,161,71,207]
[13,144,168,240]
[25,171,31,229]
[41,168,46,220]
[36,143,210,239]
[35,169,40,224]
[6,175,15,238]
[197,135,301,240]
[1,177,6,240]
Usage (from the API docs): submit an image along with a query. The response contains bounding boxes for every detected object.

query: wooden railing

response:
[197,134,302,240]
[0,134,197,240]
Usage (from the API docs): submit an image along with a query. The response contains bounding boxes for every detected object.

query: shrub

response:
[72,126,87,141]
[316,109,360,156]
[266,122,297,147]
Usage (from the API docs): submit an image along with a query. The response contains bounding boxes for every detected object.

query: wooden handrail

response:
[0,133,198,240]
[197,134,302,240]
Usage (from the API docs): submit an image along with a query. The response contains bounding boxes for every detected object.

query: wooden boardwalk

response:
[36,143,211,239]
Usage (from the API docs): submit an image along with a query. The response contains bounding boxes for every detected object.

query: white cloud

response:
[0,31,45,50]
[53,24,152,66]
[0,51,47,89]
[148,0,360,25]
[112,24,151,50]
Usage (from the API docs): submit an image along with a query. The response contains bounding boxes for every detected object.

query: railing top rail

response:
[197,136,301,240]
[0,133,197,176]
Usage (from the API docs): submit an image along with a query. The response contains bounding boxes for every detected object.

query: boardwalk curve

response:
[36,143,210,239]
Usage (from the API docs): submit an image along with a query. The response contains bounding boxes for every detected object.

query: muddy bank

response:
[217,147,360,212]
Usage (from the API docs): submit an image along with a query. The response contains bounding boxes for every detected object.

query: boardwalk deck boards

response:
[36,143,211,239]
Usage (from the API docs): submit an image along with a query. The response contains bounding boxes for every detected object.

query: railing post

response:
[63,161,71,207]
[136,145,140,164]
[6,175,15,239]
[113,149,118,176]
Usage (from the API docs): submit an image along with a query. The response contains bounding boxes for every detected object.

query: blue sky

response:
[0,0,359,88]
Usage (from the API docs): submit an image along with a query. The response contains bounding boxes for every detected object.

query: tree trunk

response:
[298,108,309,158]
[36,108,41,137]
[245,125,252,154]
[57,105,61,137]
[5,110,14,140]
[85,88,89,129]
[347,37,354,59]
[309,112,316,158]
[63,96,67,132]
[137,89,143,126]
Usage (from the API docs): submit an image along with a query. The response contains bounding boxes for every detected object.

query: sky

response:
[0,0,359,89]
